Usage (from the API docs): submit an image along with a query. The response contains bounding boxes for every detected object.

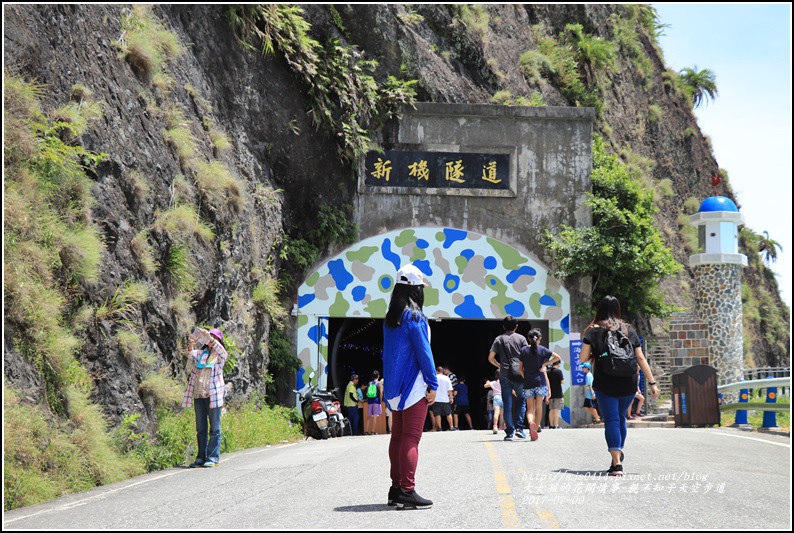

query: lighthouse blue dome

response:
[699,196,739,213]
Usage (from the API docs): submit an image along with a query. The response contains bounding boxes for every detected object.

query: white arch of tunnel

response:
[294,227,571,392]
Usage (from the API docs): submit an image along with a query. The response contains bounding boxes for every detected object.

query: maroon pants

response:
[388,398,428,492]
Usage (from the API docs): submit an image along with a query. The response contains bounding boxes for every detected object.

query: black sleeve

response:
[348,391,358,403]
[627,326,641,348]
[582,326,597,345]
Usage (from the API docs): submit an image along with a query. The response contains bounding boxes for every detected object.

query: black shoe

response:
[388,486,399,506]
[395,489,433,510]
[608,464,624,477]
[504,434,513,441]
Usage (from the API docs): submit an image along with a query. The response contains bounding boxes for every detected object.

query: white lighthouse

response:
[689,195,747,386]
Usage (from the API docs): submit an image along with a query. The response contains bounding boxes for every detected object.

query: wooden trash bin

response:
[672,365,720,427]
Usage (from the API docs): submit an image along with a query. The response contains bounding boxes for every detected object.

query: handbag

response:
[508,357,523,382]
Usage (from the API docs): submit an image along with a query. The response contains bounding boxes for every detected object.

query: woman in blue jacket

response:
[383,264,438,510]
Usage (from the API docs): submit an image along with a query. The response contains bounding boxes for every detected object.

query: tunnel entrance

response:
[328,317,549,429]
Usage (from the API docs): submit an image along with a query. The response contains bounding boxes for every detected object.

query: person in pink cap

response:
[183,327,228,467]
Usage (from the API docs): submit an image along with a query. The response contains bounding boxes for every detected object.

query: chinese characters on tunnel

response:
[365,150,510,190]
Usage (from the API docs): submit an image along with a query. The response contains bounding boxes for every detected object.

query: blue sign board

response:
[571,339,585,386]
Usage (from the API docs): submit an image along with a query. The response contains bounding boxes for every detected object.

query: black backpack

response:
[597,327,638,377]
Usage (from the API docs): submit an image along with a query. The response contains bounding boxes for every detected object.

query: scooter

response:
[294,384,347,440]
[315,388,347,438]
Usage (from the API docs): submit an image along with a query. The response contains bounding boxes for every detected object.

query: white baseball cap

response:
[395,264,429,287]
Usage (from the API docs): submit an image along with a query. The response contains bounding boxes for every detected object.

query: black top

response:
[547,367,564,399]
[583,324,641,397]
[520,344,553,388]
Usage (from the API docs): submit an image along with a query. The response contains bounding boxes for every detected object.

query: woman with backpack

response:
[383,264,438,510]
[579,295,659,477]
[364,370,383,435]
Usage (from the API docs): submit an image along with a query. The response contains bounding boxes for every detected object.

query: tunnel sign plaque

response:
[365,150,510,190]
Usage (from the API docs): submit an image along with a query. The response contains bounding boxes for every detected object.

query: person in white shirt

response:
[431,366,454,431]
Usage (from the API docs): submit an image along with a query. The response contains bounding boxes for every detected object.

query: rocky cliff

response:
[3,4,789,437]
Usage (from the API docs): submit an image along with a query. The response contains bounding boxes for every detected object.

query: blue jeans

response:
[594,391,635,451]
[345,405,360,435]
[499,377,525,436]
[194,398,222,463]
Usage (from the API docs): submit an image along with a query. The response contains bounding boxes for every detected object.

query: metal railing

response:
[743,367,790,380]
[718,372,791,428]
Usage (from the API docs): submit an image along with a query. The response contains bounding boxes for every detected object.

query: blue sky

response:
[652,3,792,308]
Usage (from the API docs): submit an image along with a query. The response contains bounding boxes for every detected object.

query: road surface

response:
[4,427,790,529]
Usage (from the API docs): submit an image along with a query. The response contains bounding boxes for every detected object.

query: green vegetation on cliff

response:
[228,4,418,162]
[543,134,682,318]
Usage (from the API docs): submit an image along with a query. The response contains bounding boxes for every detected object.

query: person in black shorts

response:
[452,375,472,430]
[546,360,564,428]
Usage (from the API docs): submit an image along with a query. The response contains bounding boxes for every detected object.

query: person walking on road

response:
[579,295,660,477]
[383,264,438,509]
[487,316,527,441]
[521,328,561,441]
[546,360,565,429]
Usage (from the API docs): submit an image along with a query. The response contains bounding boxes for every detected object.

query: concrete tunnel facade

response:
[294,103,594,427]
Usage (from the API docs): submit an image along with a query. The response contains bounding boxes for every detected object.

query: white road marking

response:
[711,431,790,448]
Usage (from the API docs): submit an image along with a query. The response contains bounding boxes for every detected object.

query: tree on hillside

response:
[542,135,682,319]
[679,66,718,108]
[758,230,783,265]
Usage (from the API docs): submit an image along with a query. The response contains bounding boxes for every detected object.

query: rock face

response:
[3,4,345,426]
[3,4,788,429]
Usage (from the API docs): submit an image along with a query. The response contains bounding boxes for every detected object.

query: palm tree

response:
[679,66,718,108]
[758,231,783,265]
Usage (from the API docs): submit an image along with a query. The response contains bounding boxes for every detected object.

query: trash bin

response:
[672,365,720,427]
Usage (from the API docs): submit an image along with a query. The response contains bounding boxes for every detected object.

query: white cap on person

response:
[395,264,429,287]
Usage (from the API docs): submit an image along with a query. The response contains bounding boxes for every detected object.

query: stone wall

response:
[694,264,745,387]
[668,312,711,369]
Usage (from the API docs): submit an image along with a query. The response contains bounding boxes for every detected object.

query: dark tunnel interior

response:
[328,317,548,429]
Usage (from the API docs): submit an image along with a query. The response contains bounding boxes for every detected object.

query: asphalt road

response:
[3,427,790,530]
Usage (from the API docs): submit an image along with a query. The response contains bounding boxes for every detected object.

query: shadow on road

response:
[334,504,393,513]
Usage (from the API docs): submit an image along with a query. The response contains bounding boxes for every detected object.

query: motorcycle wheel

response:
[319,426,330,440]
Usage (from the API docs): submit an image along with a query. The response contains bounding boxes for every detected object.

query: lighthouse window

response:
[698,225,706,253]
